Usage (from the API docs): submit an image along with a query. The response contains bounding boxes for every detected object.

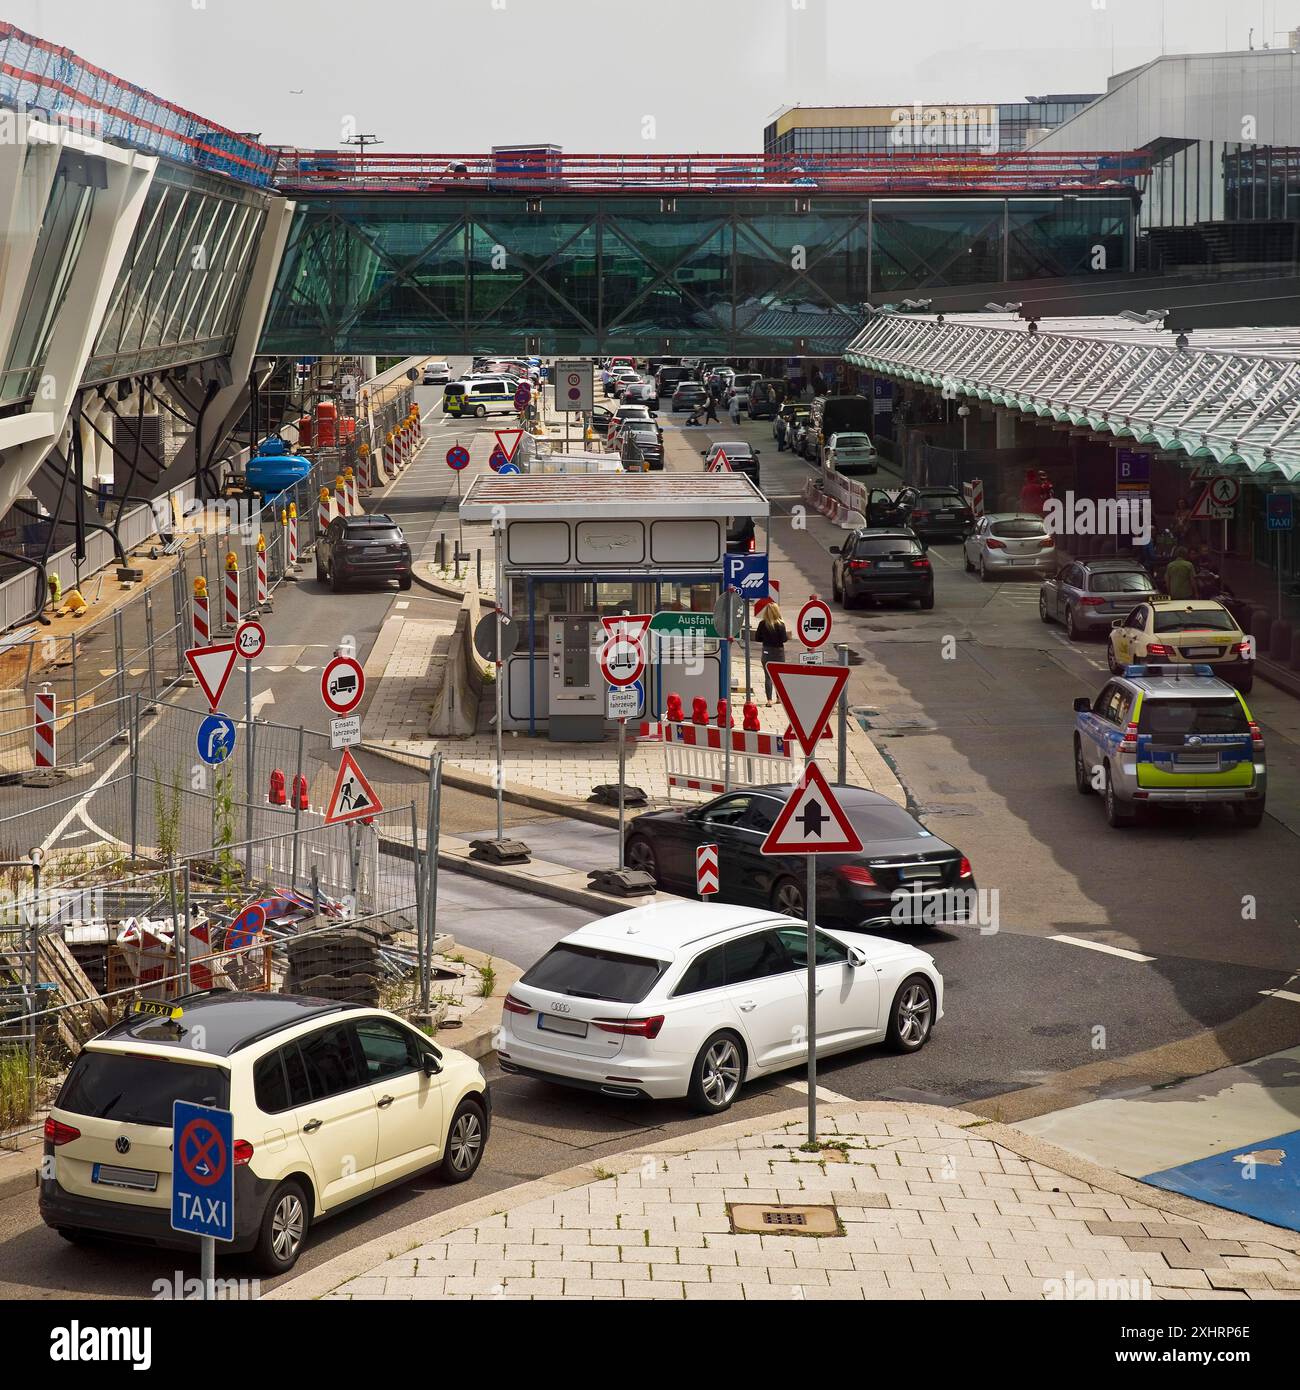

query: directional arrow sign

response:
[185,642,239,711]
[494,429,524,462]
[761,762,863,856]
[324,748,383,825]
[696,843,720,896]
[766,663,849,757]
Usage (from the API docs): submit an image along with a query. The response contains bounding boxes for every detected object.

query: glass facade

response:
[262,194,1134,357]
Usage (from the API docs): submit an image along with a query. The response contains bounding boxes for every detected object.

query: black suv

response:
[316,514,413,591]
[831,528,934,610]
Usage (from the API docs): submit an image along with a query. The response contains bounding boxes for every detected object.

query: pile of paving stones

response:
[284,925,384,1006]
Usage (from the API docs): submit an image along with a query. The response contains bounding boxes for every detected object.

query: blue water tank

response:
[246,440,312,500]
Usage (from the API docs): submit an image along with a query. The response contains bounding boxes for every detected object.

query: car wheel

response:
[1103,765,1134,828]
[771,876,806,917]
[1066,606,1084,641]
[1106,641,1122,675]
[399,575,413,591]
[625,836,658,881]
[1236,673,1254,694]
[1234,802,1265,828]
[474,404,487,418]
[1073,736,1093,795]
[315,556,326,583]
[919,590,935,611]
[687,1031,745,1114]
[330,567,343,594]
[886,975,935,1053]
[439,1097,487,1182]
[1039,592,1052,624]
[253,1179,310,1275]
[964,547,974,573]
[978,558,993,583]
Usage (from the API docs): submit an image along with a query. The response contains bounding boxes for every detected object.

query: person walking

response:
[703,393,719,424]
[756,601,789,704]
[1164,546,1196,599]
[728,392,742,425]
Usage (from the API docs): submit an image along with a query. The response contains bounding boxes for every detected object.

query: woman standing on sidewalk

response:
[756,601,789,704]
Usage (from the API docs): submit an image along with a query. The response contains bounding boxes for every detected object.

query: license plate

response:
[1175,752,1219,767]
[897,864,944,881]
[538,1013,589,1038]
[92,1163,158,1192]
[877,561,904,570]
[1184,647,1221,657]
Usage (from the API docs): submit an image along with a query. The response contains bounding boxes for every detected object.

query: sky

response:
[6,0,1285,151]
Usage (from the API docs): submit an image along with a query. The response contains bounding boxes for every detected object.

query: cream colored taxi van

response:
[40,990,490,1273]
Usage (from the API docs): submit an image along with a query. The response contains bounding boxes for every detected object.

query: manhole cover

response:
[729,1203,841,1236]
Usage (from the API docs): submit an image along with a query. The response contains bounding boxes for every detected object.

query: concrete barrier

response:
[428,589,487,737]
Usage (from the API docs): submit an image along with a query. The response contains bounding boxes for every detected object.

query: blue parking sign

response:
[1266,493,1294,531]
[725,552,769,600]
[172,1100,235,1242]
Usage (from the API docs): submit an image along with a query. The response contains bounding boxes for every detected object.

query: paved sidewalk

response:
[282,1102,1300,1302]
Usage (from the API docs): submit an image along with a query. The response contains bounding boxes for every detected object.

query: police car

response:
[1072,664,1266,829]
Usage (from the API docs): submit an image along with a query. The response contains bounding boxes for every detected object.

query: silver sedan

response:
[963,513,1057,581]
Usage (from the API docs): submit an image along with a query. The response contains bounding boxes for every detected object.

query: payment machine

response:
[547,616,605,741]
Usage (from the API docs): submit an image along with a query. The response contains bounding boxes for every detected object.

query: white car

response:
[498,903,943,1113]
[825,431,878,476]
[422,361,451,384]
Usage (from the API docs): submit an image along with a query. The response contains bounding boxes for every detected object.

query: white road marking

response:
[395,601,409,610]
[1259,988,1300,1005]
[1050,934,1155,963]
[784,1078,854,1103]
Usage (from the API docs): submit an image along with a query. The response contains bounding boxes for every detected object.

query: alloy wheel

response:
[774,879,805,916]
[896,983,932,1045]
[626,839,656,876]
[700,1039,742,1106]
[271,1192,305,1264]
[448,1110,483,1173]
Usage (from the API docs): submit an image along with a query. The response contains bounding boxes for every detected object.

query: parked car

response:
[316,513,413,591]
[824,431,879,476]
[618,419,663,469]
[748,379,788,420]
[702,440,759,484]
[621,376,659,406]
[727,516,757,553]
[497,902,943,1113]
[727,373,761,403]
[443,378,517,417]
[605,368,639,397]
[39,992,490,1272]
[963,513,1057,580]
[831,528,933,609]
[1073,664,1265,828]
[892,486,974,540]
[624,783,976,929]
[776,405,810,450]
[1040,558,1160,641]
[1106,599,1254,691]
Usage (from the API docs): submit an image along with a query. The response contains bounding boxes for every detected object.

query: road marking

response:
[784,1078,853,1103]
[395,601,409,610]
[1259,988,1300,1005]
[1050,934,1155,963]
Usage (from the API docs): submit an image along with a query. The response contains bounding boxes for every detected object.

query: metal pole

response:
[807,841,817,1145]
[244,659,254,869]
[201,1236,215,1301]
[129,693,140,862]
[837,642,849,785]
[744,602,752,706]
[168,859,184,986]
[70,633,79,767]
[27,855,40,1113]
[411,799,425,1006]
[145,591,158,709]
[723,642,732,793]
[181,864,193,990]
[495,604,504,842]
[114,610,127,703]
[617,718,627,869]
[423,753,442,1012]
[290,726,304,891]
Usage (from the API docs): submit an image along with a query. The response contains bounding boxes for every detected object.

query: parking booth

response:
[459,473,770,740]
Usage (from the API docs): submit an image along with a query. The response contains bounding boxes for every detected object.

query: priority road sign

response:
[725,552,769,599]
[324,748,383,825]
[196,714,237,766]
[235,620,265,660]
[446,444,470,471]
[321,655,365,716]
[767,662,849,756]
[760,762,863,856]
[600,636,644,687]
[696,843,720,896]
[171,1100,234,1242]
[185,642,239,711]
[796,597,832,648]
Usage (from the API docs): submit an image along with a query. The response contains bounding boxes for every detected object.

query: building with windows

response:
[762,97,1098,160]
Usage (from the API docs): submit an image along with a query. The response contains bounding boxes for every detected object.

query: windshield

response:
[1153,608,1236,633]
[852,537,923,557]
[521,943,668,1003]
[58,1053,230,1127]
[1090,571,1154,594]
[1138,697,1249,737]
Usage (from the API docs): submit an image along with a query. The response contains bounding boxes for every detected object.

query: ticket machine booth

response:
[459,473,769,740]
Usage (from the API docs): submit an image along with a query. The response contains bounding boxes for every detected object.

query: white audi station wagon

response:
[498,903,943,1113]
[40,992,490,1273]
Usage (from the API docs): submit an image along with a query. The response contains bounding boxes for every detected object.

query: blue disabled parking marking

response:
[1142,1128,1300,1232]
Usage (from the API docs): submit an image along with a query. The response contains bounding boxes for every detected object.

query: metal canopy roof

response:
[459,473,770,520]
[844,312,1300,481]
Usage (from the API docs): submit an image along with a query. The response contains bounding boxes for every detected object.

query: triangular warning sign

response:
[602,612,651,645]
[324,749,384,825]
[708,448,733,473]
[767,663,849,756]
[761,762,863,857]
[185,643,239,711]
[494,429,524,463]
[1189,483,1232,521]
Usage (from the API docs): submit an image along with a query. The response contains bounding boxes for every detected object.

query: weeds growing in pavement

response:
[477,957,496,997]
[152,765,183,863]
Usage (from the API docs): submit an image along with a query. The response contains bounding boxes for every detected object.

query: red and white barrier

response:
[963,478,985,516]
[318,490,331,535]
[346,471,358,516]
[223,559,240,629]
[384,433,397,478]
[192,592,209,647]
[335,474,347,516]
[33,686,54,769]
[256,538,269,608]
[288,507,298,567]
[661,720,793,797]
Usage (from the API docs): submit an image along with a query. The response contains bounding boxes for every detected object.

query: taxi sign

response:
[132,998,182,1021]
[171,1100,235,1242]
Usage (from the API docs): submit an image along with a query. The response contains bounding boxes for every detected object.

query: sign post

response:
[712,591,742,791]
[600,621,646,870]
[472,609,522,850]
[761,662,857,1145]
[235,622,266,863]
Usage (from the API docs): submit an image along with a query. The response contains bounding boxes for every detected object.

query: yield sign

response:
[707,448,733,473]
[324,748,384,825]
[185,642,239,711]
[761,762,863,856]
[602,612,651,646]
[494,429,524,463]
[767,662,849,757]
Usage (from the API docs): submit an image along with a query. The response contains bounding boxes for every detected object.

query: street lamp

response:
[957,403,971,451]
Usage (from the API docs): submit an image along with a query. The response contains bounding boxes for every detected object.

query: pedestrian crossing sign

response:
[324,748,383,825]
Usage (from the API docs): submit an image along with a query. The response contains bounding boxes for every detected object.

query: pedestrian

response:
[728,393,742,425]
[756,601,789,704]
[1019,468,1043,515]
[1164,546,1196,599]
[703,394,719,424]
[1037,470,1054,508]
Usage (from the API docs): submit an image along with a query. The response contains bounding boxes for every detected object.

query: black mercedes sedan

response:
[624,784,976,931]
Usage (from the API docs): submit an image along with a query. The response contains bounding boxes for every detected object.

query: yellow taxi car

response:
[1106,598,1254,693]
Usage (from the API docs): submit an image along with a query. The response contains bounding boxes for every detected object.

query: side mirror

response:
[753,449,761,456]
[829,544,842,555]
[423,1053,442,1077]
[1073,697,1091,713]
[847,946,869,968]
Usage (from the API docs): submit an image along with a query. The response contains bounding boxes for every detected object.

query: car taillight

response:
[958,856,973,879]
[848,560,871,570]
[593,1016,665,1038]
[836,865,878,886]
[1249,720,1264,749]
[1039,538,1054,548]
[1118,721,1140,753]
[1079,596,1105,606]
[1146,643,1173,657]
[910,509,925,520]
[503,994,532,1015]
[1234,641,1253,657]
[44,1117,80,1146]
[985,539,1006,550]
[233,1140,254,1166]
[911,557,931,569]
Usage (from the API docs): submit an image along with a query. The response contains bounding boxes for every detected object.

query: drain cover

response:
[728,1202,841,1236]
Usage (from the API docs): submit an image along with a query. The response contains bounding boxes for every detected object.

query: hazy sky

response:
[7,0,1283,150]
